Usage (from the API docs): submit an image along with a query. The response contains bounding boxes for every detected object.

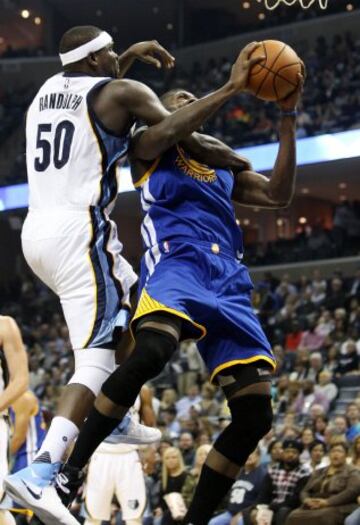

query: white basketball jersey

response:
[26,73,130,211]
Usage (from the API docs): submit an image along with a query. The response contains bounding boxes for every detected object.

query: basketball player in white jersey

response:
[81,385,155,525]
[5,24,260,525]
[0,316,29,525]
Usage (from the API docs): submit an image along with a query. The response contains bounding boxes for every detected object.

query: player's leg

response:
[183,367,273,525]
[63,313,181,472]
[114,451,146,525]
[82,452,115,525]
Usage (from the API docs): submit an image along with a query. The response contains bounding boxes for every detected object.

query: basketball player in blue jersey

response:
[6,23,265,524]
[0,390,46,521]
[51,55,305,525]
[0,316,29,525]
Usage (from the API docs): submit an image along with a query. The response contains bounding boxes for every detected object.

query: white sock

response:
[34,416,79,463]
[0,511,16,525]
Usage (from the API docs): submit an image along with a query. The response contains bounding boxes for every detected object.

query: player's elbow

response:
[134,128,175,160]
[11,374,29,398]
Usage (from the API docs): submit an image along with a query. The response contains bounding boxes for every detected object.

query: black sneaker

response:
[55,463,84,508]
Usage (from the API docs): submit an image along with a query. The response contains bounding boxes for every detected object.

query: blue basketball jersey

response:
[10,404,47,472]
[134,145,244,257]
[132,145,275,380]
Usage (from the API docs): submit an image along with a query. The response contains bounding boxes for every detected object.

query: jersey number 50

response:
[34,120,75,172]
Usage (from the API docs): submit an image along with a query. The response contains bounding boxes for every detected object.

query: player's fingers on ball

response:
[249,55,265,67]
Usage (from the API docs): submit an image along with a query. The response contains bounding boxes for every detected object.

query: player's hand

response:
[126,40,175,69]
[228,42,265,93]
[278,61,306,112]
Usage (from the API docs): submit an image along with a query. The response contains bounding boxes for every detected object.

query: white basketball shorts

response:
[84,449,146,521]
[22,208,138,349]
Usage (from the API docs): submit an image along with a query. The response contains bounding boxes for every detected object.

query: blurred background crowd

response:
[3,263,360,524]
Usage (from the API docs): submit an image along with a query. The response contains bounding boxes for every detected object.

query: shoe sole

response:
[4,479,78,525]
[109,431,162,445]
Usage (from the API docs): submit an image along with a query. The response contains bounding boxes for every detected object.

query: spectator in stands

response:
[351,435,360,468]
[346,404,360,442]
[307,353,324,383]
[325,278,347,311]
[267,440,284,468]
[178,431,196,467]
[285,320,303,352]
[141,445,161,525]
[336,341,359,376]
[243,439,310,525]
[209,448,267,525]
[325,344,341,374]
[163,407,181,439]
[293,380,329,417]
[315,370,338,405]
[175,385,202,419]
[313,415,328,442]
[286,441,360,525]
[182,444,211,508]
[199,382,220,417]
[304,441,328,472]
[160,389,178,412]
[155,447,189,525]
[300,428,316,463]
[299,322,325,352]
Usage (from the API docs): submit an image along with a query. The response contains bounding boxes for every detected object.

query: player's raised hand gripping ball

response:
[247,40,303,102]
[229,42,266,93]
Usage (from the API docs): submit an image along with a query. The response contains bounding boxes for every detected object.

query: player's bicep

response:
[116,80,169,125]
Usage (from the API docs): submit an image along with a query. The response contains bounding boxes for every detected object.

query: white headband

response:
[59,31,113,66]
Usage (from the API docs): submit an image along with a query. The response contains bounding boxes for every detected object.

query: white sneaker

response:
[4,463,80,525]
[104,414,161,445]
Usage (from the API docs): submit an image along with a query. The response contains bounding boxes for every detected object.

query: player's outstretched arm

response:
[232,72,304,209]
[117,40,175,78]
[125,42,264,161]
[0,316,29,413]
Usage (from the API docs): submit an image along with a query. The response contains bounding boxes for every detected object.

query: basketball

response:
[247,40,302,102]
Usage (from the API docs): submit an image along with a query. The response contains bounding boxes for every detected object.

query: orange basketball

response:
[247,40,302,102]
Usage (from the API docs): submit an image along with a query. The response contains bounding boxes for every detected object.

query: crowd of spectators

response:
[245,201,360,266]
[159,32,360,148]
[1,30,360,187]
[3,260,360,523]
[0,86,33,149]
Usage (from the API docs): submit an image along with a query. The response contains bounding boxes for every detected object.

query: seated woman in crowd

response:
[154,447,189,525]
[286,441,360,525]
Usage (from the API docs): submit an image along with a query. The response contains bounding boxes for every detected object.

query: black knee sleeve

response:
[214,394,273,466]
[101,328,177,407]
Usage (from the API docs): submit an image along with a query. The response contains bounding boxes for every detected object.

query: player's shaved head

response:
[161,89,197,112]
[59,25,102,54]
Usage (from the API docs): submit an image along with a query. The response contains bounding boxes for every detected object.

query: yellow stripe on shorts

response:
[130,288,206,340]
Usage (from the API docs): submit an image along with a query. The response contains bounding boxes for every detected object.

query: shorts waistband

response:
[160,237,243,261]
[28,205,108,214]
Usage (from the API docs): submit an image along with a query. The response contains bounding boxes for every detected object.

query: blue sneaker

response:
[4,462,80,524]
[104,414,161,445]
